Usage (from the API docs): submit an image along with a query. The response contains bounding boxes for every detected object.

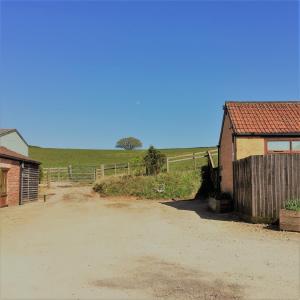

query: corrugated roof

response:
[0,147,40,164]
[226,101,300,135]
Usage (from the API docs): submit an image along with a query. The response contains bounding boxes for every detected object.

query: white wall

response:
[0,131,28,156]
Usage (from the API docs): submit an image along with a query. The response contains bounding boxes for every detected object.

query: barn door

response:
[21,163,39,204]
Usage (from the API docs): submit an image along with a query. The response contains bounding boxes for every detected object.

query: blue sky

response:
[0,0,299,149]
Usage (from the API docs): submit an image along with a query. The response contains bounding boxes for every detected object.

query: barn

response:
[0,132,40,208]
[218,101,300,196]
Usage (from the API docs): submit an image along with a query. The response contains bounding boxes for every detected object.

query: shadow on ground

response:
[161,198,241,223]
[162,198,281,232]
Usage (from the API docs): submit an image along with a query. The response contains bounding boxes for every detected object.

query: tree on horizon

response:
[115,137,143,150]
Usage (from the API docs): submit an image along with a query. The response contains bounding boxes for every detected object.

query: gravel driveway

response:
[1,185,299,299]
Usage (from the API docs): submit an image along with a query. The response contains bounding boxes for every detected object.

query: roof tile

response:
[226,101,300,135]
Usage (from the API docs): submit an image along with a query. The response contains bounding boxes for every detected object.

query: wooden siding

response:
[233,154,300,222]
[21,163,39,204]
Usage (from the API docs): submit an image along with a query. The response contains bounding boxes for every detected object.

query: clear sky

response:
[0,0,299,149]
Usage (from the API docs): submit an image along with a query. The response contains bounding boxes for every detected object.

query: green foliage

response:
[284,199,300,211]
[116,137,142,150]
[144,146,166,175]
[130,156,145,176]
[93,171,201,200]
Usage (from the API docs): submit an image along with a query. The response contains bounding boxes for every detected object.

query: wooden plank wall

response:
[21,163,39,204]
[233,154,300,222]
[233,156,253,216]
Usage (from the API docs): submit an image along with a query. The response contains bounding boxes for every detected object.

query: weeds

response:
[284,199,300,211]
[93,171,201,200]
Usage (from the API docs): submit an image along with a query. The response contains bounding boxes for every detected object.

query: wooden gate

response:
[21,163,39,204]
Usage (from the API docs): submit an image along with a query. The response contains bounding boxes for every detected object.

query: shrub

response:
[197,165,214,198]
[93,171,200,200]
[144,146,166,176]
[284,199,300,211]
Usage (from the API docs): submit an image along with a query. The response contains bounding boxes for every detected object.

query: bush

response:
[284,199,300,211]
[144,146,166,176]
[197,165,214,198]
[93,171,200,200]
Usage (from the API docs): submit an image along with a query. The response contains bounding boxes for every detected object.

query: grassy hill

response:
[29,146,217,168]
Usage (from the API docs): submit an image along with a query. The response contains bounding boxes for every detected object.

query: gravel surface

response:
[1,185,299,299]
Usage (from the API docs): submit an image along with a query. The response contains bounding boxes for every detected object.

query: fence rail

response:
[166,149,217,172]
[43,163,146,184]
[233,154,300,223]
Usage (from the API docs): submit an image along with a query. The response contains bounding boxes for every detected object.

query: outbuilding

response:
[0,147,40,207]
[218,101,300,196]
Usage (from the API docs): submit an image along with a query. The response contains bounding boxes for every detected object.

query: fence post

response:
[193,153,196,170]
[47,170,50,188]
[68,165,72,181]
[101,164,105,177]
[94,168,97,181]
[128,162,130,175]
[166,158,169,173]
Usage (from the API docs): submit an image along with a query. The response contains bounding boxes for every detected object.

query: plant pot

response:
[280,209,300,232]
[208,197,233,213]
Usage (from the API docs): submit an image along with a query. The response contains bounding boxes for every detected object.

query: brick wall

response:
[0,158,20,206]
[219,113,234,195]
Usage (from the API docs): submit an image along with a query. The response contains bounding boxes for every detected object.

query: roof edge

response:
[0,153,40,164]
[225,100,300,104]
[0,129,29,146]
[234,132,300,137]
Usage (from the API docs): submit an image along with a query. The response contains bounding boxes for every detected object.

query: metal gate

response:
[21,163,39,204]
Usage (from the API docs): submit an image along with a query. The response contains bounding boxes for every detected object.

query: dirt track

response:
[0,185,299,299]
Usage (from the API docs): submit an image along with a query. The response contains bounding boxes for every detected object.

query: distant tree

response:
[116,137,143,150]
[144,146,166,176]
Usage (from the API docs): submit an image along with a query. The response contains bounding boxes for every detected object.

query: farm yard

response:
[0,185,299,300]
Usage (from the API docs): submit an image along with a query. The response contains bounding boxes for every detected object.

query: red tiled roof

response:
[0,147,40,164]
[226,101,300,135]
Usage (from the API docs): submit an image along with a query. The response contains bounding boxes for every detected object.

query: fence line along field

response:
[41,150,218,184]
[30,146,217,168]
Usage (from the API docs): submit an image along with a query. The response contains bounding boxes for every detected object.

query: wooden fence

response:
[233,154,300,223]
[42,150,219,185]
[43,163,145,184]
[166,150,217,172]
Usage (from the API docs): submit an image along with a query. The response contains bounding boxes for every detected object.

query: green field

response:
[29,146,217,168]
